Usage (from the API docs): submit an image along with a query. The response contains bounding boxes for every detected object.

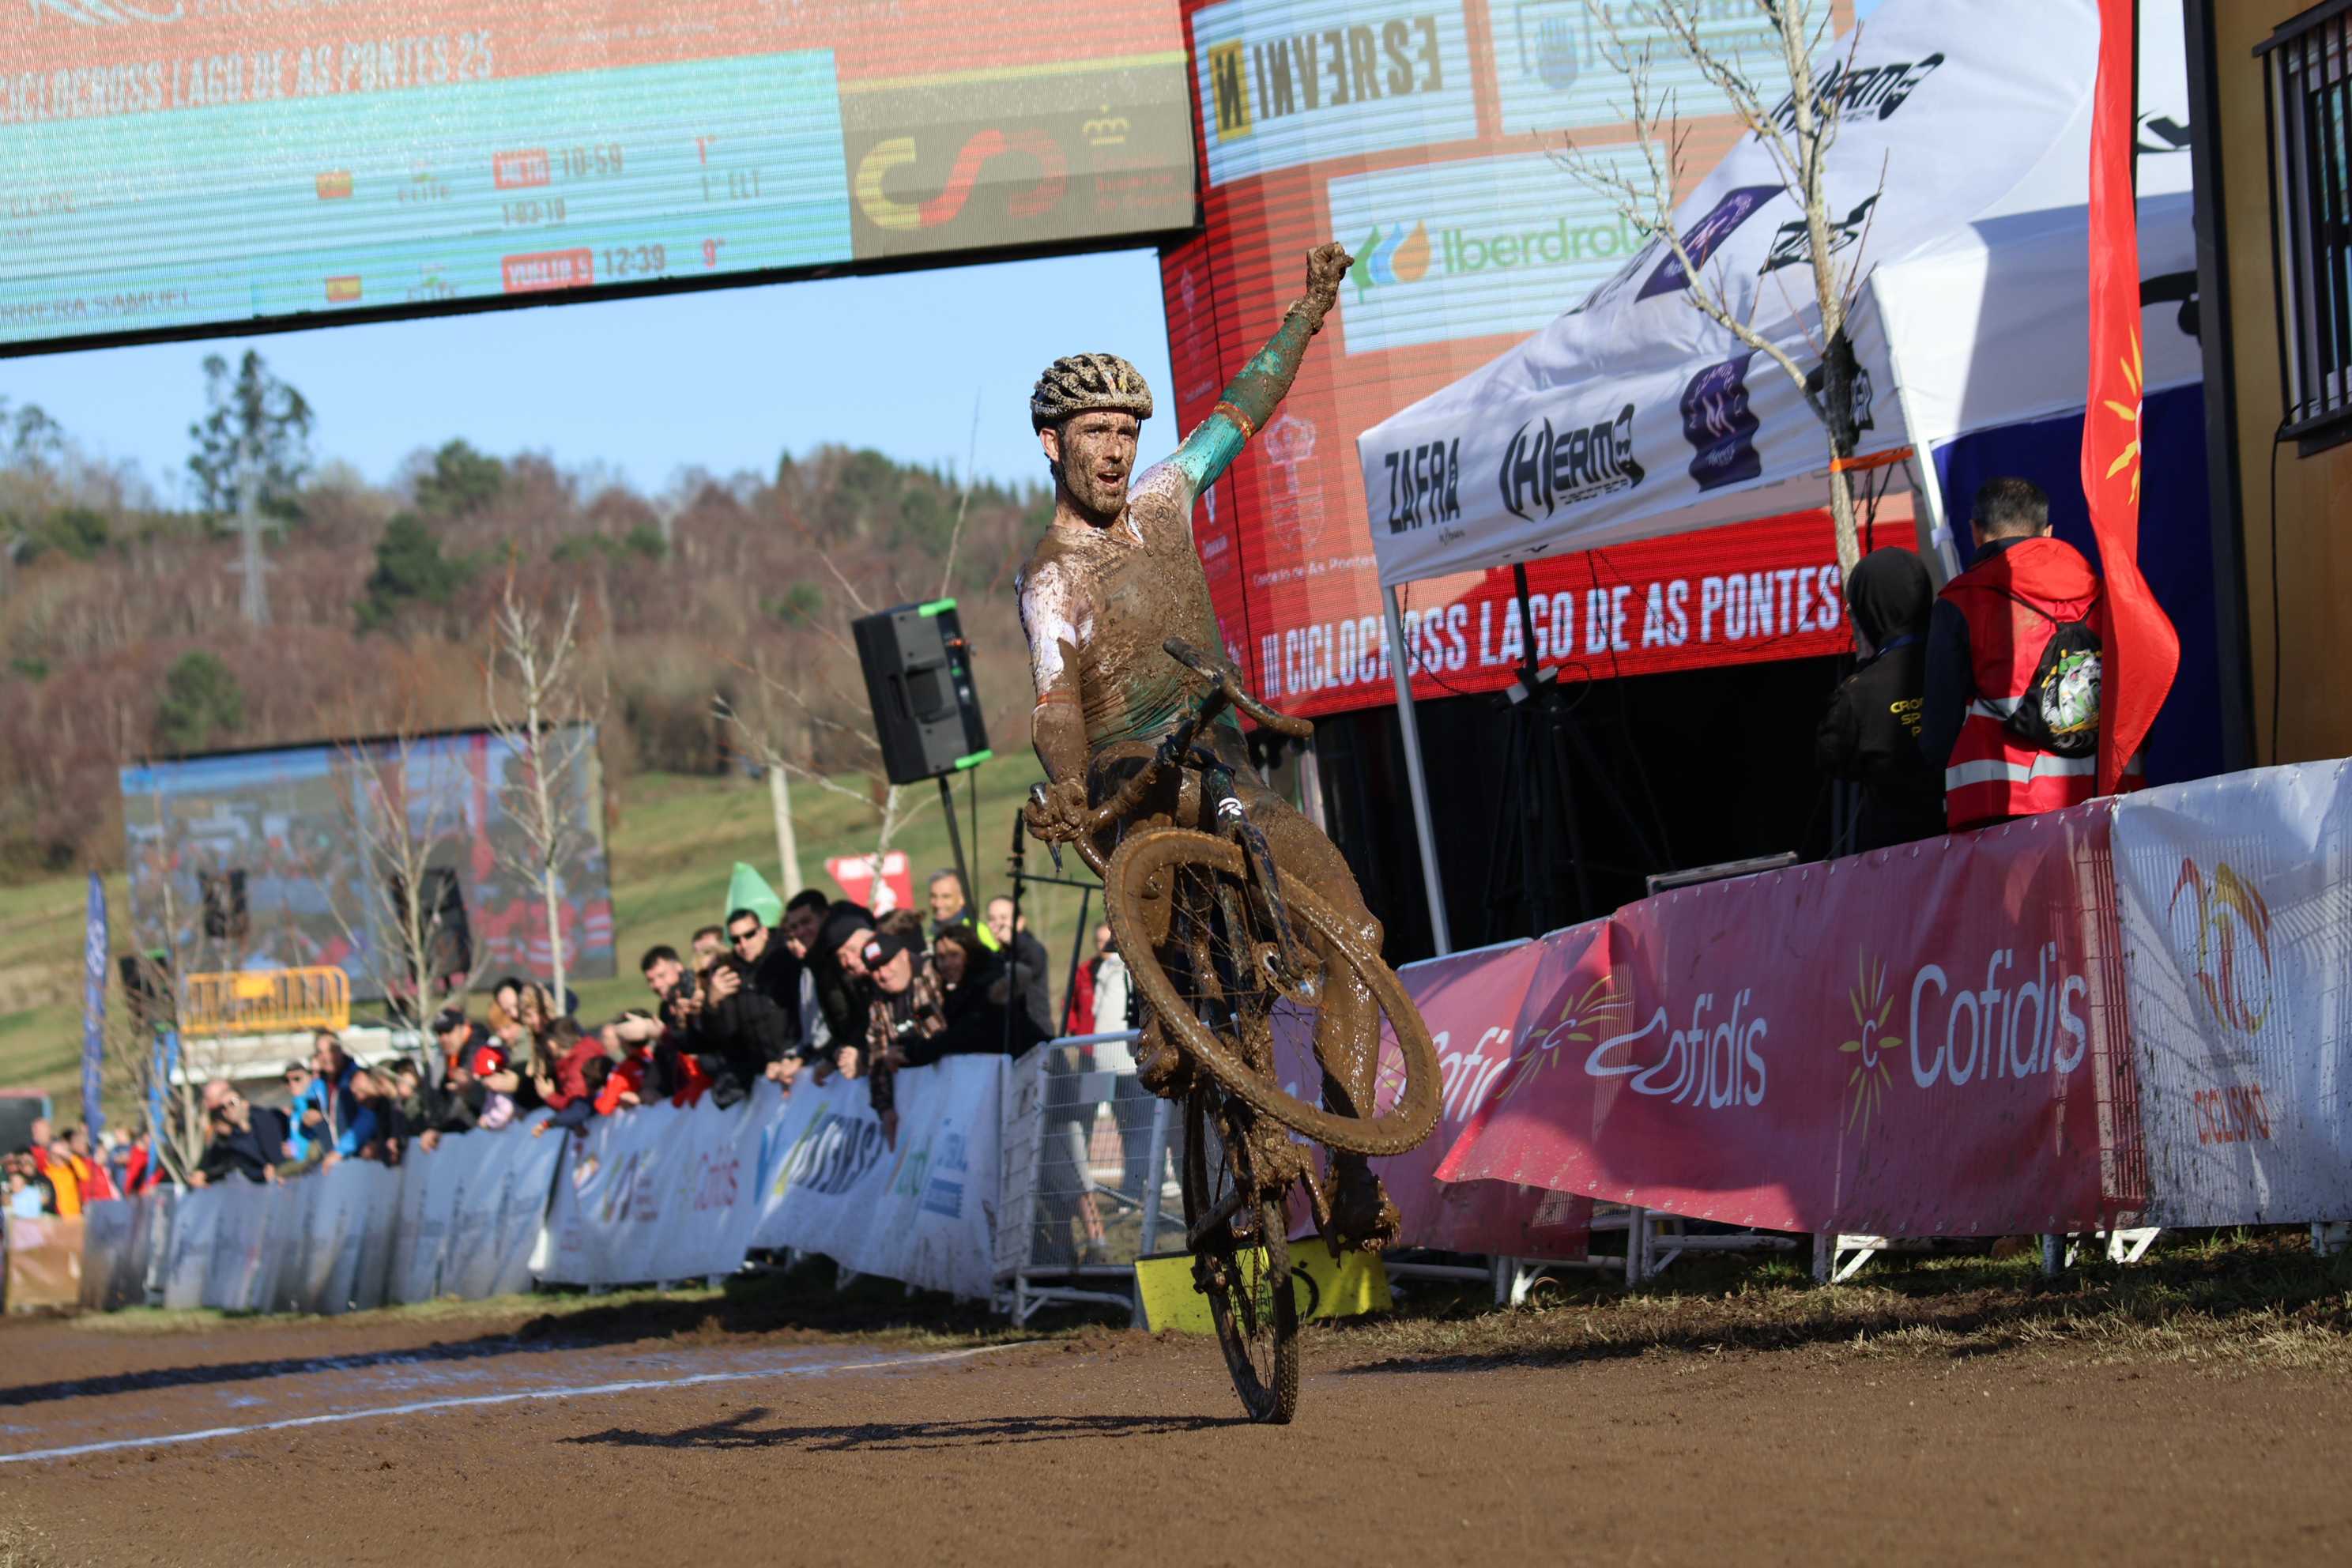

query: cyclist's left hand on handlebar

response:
[1023,778,1092,844]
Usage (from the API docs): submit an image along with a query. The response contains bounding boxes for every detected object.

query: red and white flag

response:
[2083,0,2180,793]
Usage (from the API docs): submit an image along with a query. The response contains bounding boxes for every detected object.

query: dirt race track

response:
[3,1267,2350,1568]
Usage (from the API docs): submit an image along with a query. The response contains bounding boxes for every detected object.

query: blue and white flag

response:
[81,872,107,1139]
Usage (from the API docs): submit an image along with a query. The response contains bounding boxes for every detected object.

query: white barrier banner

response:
[752,1056,1003,1300]
[380,1114,564,1302]
[537,1087,768,1287]
[156,1120,561,1314]
[2115,760,2352,1226]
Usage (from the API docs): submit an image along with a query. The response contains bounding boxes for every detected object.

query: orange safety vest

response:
[1938,537,2113,831]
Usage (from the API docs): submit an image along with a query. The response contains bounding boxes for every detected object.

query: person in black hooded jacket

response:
[1816,547,1946,851]
[810,900,877,1075]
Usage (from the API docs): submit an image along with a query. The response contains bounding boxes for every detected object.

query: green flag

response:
[725,861,783,927]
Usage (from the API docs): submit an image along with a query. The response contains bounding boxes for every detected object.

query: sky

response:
[0,0,1883,501]
[0,247,1181,501]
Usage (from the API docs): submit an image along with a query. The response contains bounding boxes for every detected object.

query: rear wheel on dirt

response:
[1182,1083,1298,1425]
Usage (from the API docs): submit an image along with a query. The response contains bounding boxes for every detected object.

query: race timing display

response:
[0,0,1195,348]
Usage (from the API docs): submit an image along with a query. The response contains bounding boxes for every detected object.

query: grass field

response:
[0,760,1100,1117]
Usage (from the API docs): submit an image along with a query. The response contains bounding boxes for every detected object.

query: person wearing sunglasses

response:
[725,906,804,1026]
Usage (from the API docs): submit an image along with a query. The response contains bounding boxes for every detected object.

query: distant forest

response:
[0,350,1054,880]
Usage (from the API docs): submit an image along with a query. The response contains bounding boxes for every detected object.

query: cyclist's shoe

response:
[1328,1159,1401,1253]
[1135,1018,1193,1099]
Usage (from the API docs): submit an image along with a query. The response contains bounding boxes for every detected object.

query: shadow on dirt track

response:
[0,1265,1023,1412]
[561,1409,1235,1452]
[0,1336,592,1410]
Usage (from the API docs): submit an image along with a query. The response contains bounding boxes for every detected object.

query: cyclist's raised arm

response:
[1167,243,1353,506]
[1017,556,1092,790]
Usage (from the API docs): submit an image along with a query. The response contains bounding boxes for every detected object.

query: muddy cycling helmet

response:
[1030,352,1155,431]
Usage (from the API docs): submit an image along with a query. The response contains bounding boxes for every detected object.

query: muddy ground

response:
[2,1241,2349,1566]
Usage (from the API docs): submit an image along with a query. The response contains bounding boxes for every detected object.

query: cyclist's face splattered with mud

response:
[1042,411,1139,525]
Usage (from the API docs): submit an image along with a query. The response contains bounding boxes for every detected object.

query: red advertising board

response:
[1163,0,1875,717]
[1272,937,1592,1258]
[1434,801,2140,1238]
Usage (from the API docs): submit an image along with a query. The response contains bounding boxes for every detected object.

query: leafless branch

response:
[1553,0,1871,576]
[485,575,599,1012]
[937,391,982,599]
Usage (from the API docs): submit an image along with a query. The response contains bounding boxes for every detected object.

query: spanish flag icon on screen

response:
[324,276,361,303]
[315,172,353,200]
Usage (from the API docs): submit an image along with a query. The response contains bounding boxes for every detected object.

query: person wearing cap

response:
[861,931,944,1146]
[812,903,877,1080]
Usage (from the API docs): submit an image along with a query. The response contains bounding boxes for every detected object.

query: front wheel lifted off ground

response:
[1103,826,1441,1159]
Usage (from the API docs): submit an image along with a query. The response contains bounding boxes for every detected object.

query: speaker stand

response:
[938,771,974,925]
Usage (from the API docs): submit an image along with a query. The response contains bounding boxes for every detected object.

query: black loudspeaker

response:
[390,868,474,984]
[198,869,248,941]
[853,599,992,785]
[118,952,175,1031]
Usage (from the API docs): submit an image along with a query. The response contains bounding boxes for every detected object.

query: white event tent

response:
[1353,0,2195,951]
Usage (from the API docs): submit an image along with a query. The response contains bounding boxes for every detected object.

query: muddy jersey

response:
[1017,456,1234,752]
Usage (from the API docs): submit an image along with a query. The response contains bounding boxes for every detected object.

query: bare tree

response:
[1555,1,1873,576]
[318,722,469,1027]
[484,577,599,1011]
[111,785,220,1180]
[713,398,983,913]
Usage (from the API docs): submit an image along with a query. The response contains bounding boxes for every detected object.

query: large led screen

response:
[1,0,1194,349]
[1163,0,1881,719]
[119,727,614,1002]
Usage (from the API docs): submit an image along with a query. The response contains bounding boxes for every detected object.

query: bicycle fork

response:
[1200,761,1310,993]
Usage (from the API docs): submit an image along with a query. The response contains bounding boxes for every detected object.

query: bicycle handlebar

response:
[1031,637,1314,865]
[1162,637,1314,741]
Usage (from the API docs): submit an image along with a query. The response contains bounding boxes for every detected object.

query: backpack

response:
[2002,590,2101,756]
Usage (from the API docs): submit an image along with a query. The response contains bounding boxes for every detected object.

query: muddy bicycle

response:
[1035,638,1442,1423]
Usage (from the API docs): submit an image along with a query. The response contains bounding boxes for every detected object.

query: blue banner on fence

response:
[81,872,106,1139]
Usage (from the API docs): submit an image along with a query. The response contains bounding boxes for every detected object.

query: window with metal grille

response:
[2263,4,2352,449]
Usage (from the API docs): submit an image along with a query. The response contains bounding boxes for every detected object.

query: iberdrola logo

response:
[1499,974,1628,1101]
[1838,951,1899,1142]
[1351,221,1432,300]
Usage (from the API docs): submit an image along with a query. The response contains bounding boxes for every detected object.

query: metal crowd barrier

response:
[995,1032,1183,1325]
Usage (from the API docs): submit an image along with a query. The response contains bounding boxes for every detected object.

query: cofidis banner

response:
[1438,800,2138,1237]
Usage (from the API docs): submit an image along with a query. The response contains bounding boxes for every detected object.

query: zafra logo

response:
[1207,15,1448,141]
[1499,403,1644,522]
[1381,438,1461,533]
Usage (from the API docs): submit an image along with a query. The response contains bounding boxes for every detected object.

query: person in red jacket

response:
[530,1017,611,1113]
[1921,477,2137,831]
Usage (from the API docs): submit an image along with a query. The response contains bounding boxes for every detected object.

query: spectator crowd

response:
[0,869,1069,1202]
